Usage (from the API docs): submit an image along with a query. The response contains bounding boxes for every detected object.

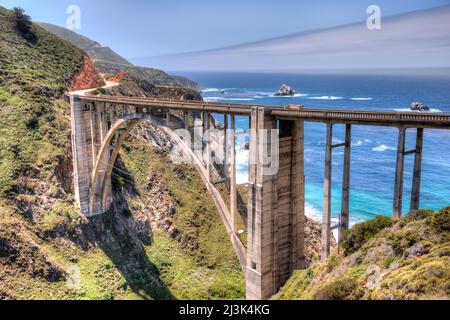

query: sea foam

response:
[373,144,396,152]
[393,108,442,113]
[308,96,343,100]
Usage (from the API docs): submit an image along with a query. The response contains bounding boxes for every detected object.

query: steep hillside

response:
[0,6,244,300]
[38,22,198,88]
[275,209,450,300]
[37,22,132,66]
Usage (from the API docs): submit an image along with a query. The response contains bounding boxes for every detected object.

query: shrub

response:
[327,256,337,273]
[404,209,434,223]
[9,7,35,42]
[432,207,450,232]
[342,215,394,255]
[314,278,358,300]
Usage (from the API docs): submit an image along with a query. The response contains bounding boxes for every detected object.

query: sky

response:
[1,0,449,60]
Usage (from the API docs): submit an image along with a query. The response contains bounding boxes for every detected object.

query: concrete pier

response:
[411,128,424,211]
[394,127,406,218]
[340,124,352,242]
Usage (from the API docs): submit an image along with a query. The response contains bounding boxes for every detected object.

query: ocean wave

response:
[201,88,220,93]
[272,93,309,98]
[373,144,396,152]
[351,97,373,101]
[201,87,239,93]
[308,96,343,100]
[393,108,442,113]
[353,139,372,147]
[305,203,365,240]
[204,97,254,102]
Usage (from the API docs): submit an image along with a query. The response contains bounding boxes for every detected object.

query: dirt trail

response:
[69,79,119,96]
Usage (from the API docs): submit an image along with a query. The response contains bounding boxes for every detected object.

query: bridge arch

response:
[85,109,248,272]
[88,113,165,213]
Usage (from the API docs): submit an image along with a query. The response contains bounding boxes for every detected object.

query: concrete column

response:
[70,96,91,215]
[230,114,238,233]
[193,112,203,159]
[394,126,406,218]
[246,107,277,300]
[224,114,229,181]
[206,112,212,182]
[108,105,114,129]
[166,110,170,126]
[411,128,424,211]
[184,111,189,130]
[321,122,333,260]
[339,124,352,242]
[89,103,97,168]
[292,120,306,270]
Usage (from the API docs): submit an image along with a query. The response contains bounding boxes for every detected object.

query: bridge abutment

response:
[246,108,306,300]
[70,97,111,216]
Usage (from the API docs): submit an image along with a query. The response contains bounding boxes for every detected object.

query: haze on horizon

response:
[133,5,450,74]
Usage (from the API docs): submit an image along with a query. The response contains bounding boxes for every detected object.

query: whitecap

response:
[204,97,255,102]
[308,96,343,100]
[351,97,373,101]
[272,93,308,98]
[201,88,220,93]
[373,144,396,152]
[393,108,442,113]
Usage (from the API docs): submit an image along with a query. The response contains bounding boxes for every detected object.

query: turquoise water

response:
[179,72,450,225]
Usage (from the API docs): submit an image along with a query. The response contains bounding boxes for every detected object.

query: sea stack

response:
[275,84,296,96]
[410,102,430,111]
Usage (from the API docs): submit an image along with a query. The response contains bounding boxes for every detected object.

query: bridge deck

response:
[71,94,450,129]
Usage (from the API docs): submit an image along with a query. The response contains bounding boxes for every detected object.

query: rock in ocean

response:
[275,84,296,96]
[410,102,430,111]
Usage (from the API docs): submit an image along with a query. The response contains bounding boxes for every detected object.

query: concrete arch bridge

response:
[67,93,450,300]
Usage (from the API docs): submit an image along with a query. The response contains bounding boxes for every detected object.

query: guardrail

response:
[69,94,450,128]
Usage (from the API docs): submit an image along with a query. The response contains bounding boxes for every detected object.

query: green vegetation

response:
[342,215,395,254]
[36,22,132,66]
[10,7,35,42]
[0,6,84,196]
[118,140,245,299]
[275,208,450,300]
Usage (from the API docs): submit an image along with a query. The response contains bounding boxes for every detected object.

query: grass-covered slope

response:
[275,209,450,300]
[118,139,245,299]
[36,22,132,66]
[0,6,85,195]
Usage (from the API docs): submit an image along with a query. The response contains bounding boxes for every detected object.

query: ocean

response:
[178,72,450,227]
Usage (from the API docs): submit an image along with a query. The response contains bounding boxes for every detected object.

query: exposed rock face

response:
[69,55,105,91]
[410,102,430,111]
[275,84,296,96]
[304,217,337,266]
